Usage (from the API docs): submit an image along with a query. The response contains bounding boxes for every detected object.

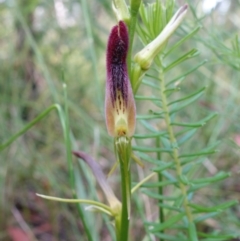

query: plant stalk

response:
[115,137,132,241]
[159,69,193,224]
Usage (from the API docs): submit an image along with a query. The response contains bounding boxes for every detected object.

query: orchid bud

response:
[105,21,136,137]
[134,4,188,70]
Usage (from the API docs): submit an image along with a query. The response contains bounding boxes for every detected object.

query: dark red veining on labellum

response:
[106,21,129,110]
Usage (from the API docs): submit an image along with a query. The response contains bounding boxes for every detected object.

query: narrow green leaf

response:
[170,91,206,114]
[148,110,165,115]
[168,87,206,106]
[198,232,237,240]
[181,157,205,166]
[171,113,217,128]
[189,200,238,213]
[148,5,157,32]
[133,131,166,139]
[148,213,185,232]
[175,127,196,137]
[139,2,147,27]
[177,129,197,146]
[142,79,160,90]
[188,223,198,241]
[135,152,160,164]
[137,114,164,120]
[140,180,177,188]
[167,60,207,87]
[179,150,217,158]
[143,190,180,201]
[154,233,178,241]
[188,183,211,193]
[180,141,220,160]
[194,212,219,223]
[165,26,201,57]
[158,203,183,212]
[140,120,157,132]
[136,22,150,44]
[200,237,234,241]
[198,112,218,123]
[164,87,181,95]
[152,100,163,108]
[162,171,178,183]
[231,35,239,53]
[182,162,196,175]
[192,171,230,184]
[146,73,160,80]
[132,146,172,153]
[168,76,185,87]
[164,49,200,72]
[179,175,190,185]
[171,197,184,212]
[171,121,204,128]
[135,95,161,101]
[160,136,173,149]
[153,1,161,35]
[153,162,175,172]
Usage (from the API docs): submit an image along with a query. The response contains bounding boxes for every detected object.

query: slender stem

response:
[116,137,131,241]
[119,158,130,241]
[159,70,193,223]
[156,137,165,241]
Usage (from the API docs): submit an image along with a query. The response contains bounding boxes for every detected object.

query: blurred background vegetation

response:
[0,0,240,240]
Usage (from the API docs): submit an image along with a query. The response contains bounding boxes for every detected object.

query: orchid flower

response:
[105,21,136,138]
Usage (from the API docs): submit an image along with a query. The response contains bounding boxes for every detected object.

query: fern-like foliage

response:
[132,1,238,241]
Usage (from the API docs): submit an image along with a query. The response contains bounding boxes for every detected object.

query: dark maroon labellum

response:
[105,21,136,137]
[106,21,129,109]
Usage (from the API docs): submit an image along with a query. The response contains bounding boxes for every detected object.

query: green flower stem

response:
[159,69,193,224]
[116,137,132,241]
[120,161,130,241]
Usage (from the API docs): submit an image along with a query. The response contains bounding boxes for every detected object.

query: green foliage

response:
[131,1,239,240]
